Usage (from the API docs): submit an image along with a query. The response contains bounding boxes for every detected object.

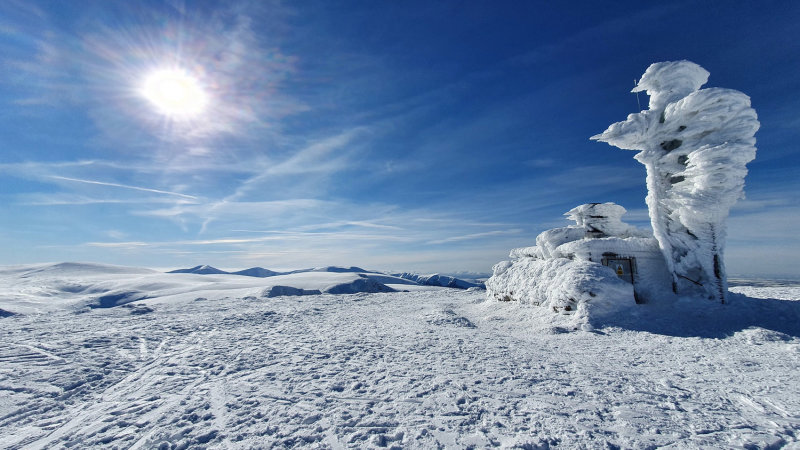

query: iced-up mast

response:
[592,61,759,302]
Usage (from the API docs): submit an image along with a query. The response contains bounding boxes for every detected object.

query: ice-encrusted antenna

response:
[634,79,641,111]
[594,61,759,303]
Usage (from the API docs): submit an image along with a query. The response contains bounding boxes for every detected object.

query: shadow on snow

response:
[600,293,800,339]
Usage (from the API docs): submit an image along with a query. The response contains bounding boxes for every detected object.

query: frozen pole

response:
[591,61,759,303]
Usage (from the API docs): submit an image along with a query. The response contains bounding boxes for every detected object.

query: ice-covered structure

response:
[487,61,759,317]
[592,61,759,302]
[486,203,672,318]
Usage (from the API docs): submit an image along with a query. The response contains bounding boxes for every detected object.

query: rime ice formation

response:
[486,203,673,323]
[592,60,759,302]
[487,61,759,317]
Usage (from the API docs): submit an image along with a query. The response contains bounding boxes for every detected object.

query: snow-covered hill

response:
[0,263,454,315]
[231,267,281,278]
[0,264,798,448]
[168,264,229,275]
[393,272,485,290]
[164,264,484,289]
[168,265,375,277]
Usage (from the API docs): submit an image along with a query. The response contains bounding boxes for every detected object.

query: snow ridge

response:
[166,265,484,290]
[168,265,228,275]
[0,263,472,315]
[393,272,485,290]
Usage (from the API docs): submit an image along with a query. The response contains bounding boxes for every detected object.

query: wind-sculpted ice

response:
[592,60,759,302]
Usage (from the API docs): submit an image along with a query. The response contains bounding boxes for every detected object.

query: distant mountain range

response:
[167,265,485,290]
[168,265,367,277]
[168,265,229,275]
[232,267,281,277]
[392,272,484,290]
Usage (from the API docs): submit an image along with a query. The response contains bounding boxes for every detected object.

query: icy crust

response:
[659,88,758,214]
[528,203,650,260]
[557,236,654,259]
[519,234,661,262]
[565,202,648,238]
[558,237,673,304]
[631,60,709,110]
[486,257,634,323]
[530,227,584,259]
[592,60,760,302]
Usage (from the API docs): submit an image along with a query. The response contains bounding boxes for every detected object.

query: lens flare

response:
[141,69,207,118]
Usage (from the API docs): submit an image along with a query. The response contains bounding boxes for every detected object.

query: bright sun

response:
[141,69,207,118]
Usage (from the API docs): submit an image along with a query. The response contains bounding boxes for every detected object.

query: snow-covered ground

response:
[1,264,799,448]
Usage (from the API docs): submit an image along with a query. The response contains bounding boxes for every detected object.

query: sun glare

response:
[141,69,207,118]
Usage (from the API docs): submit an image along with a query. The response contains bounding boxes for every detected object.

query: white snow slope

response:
[1,264,799,448]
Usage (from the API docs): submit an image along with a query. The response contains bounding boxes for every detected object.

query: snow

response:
[564,202,648,239]
[592,60,760,302]
[168,265,374,277]
[231,267,281,278]
[394,272,485,290]
[486,202,674,320]
[486,60,761,335]
[162,265,485,290]
[0,263,436,314]
[631,60,710,111]
[169,264,229,275]
[486,257,634,328]
[0,265,798,448]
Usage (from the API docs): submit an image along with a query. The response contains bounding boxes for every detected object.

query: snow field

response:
[1,283,799,448]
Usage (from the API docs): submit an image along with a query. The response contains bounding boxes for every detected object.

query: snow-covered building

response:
[486,203,672,313]
[487,60,759,314]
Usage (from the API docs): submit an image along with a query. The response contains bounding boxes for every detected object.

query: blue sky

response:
[1,0,798,277]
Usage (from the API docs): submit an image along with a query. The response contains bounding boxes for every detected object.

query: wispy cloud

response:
[87,241,151,248]
[234,220,403,233]
[0,161,203,207]
[86,230,414,249]
[229,128,366,200]
[265,128,366,176]
[49,176,198,199]
[13,194,189,206]
[191,127,367,233]
[339,221,403,231]
[427,229,524,245]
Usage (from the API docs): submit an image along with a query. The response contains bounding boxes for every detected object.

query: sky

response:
[1,0,798,277]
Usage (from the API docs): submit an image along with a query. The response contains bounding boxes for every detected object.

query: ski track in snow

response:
[1,289,799,449]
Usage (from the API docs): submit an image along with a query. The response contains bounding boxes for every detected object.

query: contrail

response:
[50,176,198,199]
